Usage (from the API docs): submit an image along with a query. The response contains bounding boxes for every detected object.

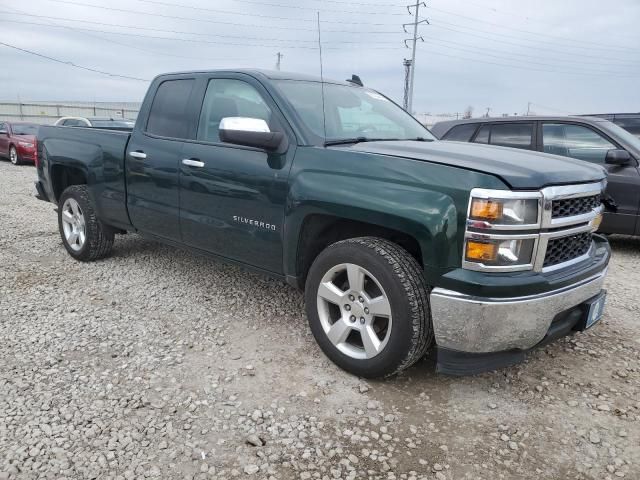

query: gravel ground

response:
[0,160,638,480]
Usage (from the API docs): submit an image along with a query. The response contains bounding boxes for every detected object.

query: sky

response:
[0,0,639,116]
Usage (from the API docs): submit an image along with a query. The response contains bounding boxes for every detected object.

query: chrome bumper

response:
[429,268,607,353]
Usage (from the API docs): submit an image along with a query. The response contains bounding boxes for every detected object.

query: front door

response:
[541,122,640,235]
[0,123,9,157]
[179,75,292,273]
[126,77,196,241]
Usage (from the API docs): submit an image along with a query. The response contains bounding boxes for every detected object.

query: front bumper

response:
[430,267,606,354]
[429,236,610,374]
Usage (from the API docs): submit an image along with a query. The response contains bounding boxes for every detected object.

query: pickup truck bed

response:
[36,126,132,231]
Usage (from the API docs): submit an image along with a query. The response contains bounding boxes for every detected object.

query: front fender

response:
[283,146,509,282]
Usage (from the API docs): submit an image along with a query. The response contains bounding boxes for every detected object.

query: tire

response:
[58,185,114,261]
[305,237,433,378]
[9,146,21,165]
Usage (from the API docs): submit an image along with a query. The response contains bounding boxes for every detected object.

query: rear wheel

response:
[305,237,433,378]
[9,146,21,165]
[58,185,114,261]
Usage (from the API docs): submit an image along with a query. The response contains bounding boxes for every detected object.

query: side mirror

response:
[605,149,632,165]
[219,117,285,152]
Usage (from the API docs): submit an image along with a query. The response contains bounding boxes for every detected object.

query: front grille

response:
[543,232,592,268]
[552,194,601,219]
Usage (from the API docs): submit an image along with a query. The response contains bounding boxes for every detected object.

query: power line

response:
[422,48,637,78]
[428,21,632,64]
[215,0,406,13]
[421,36,638,74]
[11,1,405,33]
[0,18,407,49]
[131,0,405,22]
[0,10,404,33]
[44,0,406,17]
[0,40,148,81]
[427,5,636,53]
[0,4,269,64]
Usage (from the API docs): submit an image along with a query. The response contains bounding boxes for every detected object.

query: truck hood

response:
[341,140,606,190]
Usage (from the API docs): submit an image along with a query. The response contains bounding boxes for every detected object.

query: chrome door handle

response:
[129,151,146,159]
[182,158,205,168]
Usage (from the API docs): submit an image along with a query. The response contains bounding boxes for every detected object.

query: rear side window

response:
[473,125,490,144]
[443,123,477,142]
[613,117,640,138]
[146,79,195,139]
[490,123,533,149]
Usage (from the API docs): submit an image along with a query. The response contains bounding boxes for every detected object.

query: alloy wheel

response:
[316,263,392,360]
[61,198,86,251]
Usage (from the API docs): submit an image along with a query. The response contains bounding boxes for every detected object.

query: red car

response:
[0,121,39,166]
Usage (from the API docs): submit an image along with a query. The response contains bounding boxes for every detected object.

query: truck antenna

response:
[317,11,327,145]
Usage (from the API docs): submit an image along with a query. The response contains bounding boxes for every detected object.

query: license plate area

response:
[583,291,606,330]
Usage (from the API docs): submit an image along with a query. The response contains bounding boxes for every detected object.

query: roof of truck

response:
[157,69,354,86]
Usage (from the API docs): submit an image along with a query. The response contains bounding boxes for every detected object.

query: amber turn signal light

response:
[470,199,503,221]
[466,241,498,262]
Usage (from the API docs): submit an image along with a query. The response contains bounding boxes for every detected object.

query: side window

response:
[490,123,533,149]
[0,123,6,133]
[613,117,640,138]
[473,125,490,144]
[146,79,195,139]
[443,123,478,142]
[542,123,616,163]
[197,79,273,143]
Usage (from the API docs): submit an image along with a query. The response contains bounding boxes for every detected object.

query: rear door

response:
[540,121,640,235]
[441,123,478,142]
[487,122,536,150]
[178,73,294,273]
[126,76,198,240]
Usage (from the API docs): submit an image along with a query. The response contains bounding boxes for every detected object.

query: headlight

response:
[18,141,34,148]
[465,237,536,268]
[463,189,541,272]
[469,197,539,226]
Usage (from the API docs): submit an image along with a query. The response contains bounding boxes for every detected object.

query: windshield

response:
[274,80,434,145]
[90,120,135,128]
[601,121,640,153]
[12,124,38,135]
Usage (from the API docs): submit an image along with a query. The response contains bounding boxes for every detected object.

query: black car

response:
[431,116,640,236]
[581,113,640,139]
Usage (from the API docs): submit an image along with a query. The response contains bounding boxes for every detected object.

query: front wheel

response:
[58,185,114,261]
[305,237,433,378]
[9,146,21,165]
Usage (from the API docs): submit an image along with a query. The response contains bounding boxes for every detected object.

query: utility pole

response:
[485,107,491,117]
[526,101,531,116]
[402,59,412,111]
[403,2,427,114]
[276,52,283,71]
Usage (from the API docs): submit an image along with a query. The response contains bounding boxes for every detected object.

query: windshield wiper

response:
[324,137,434,146]
[414,137,434,142]
[324,137,371,146]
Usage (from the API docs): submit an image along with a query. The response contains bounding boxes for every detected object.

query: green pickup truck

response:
[35,70,610,377]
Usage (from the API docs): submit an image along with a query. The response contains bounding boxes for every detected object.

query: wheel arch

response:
[289,213,426,289]
[51,164,89,201]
